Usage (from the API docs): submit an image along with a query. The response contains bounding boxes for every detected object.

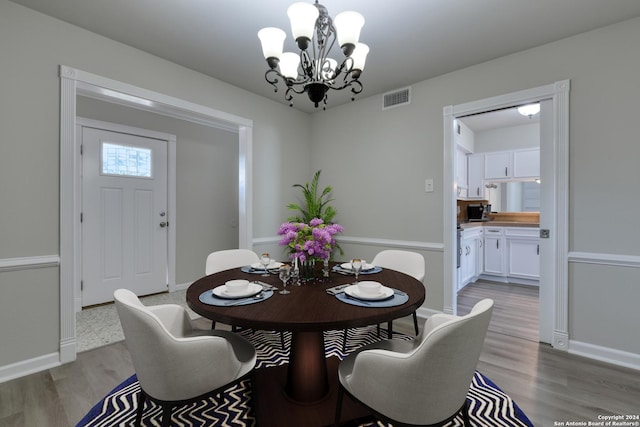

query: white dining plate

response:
[343,284,394,301]
[212,282,262,299]
[340,262,375,271]
[250,261,283,270]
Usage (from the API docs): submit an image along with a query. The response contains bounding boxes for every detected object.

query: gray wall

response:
[310,16,640,356]
[1,0,640,373]
[0,0,311,368]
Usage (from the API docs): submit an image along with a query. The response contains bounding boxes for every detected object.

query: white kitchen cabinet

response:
[455,146,468,199]
[506,227,540,280]
[454,120,475,153]
[467,153,485,199]
[484,148,540,180]
[513,148,540,178]
[458,227,483,289]
[484,151,511,179]
[483,227,506,277]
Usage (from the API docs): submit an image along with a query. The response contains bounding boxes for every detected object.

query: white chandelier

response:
[258,1,369,109]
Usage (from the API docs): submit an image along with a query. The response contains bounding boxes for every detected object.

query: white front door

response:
[81,126,168,306]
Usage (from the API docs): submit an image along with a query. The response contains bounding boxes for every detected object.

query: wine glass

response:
[260,253,271,277]
[279,265,291,294]
[351,258,363,284]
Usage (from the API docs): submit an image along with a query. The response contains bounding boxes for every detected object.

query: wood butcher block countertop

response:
[460,221,539,229]
[458,211,540,229]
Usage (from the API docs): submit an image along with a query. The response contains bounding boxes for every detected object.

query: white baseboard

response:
[0,352,61,384]
[569,340,640,371]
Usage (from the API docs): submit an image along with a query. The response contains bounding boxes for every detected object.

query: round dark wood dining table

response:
[186,262,425,427]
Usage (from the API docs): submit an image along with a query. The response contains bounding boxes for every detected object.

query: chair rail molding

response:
[0,255,60,273]
[253,235,444,252]
[568,251,640,268]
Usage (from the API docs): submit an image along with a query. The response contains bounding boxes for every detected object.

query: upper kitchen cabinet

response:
[456,146,468,198]
[454,120,474,153]
[513,148,540,178]
[484,151,511,179]
[467,153,485,199]
[484,148,540,180]
[454,120,474,199]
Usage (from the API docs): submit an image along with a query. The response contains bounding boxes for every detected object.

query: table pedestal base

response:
[253,356,374,427]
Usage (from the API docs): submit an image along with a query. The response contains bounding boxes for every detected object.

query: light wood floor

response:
[1,284,639,426]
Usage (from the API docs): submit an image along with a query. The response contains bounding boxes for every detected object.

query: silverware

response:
[345,294,372,305]
[225,293,264,306]
[253,280,277,291]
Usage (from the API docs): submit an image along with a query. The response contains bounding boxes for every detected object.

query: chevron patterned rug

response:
[76,326,533,427]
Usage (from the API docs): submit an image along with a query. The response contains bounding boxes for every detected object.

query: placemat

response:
[240,266,279,274]
[335,289,409,307]
[199,289,274,307]
[332,265,382,275]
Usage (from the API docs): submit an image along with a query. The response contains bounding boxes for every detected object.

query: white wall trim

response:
[0,255,60,272]
[59,65,254,366]
[0,352,60,384]
[337,236,444,252]
[570,340,640,372]
[568,251,640,268]
[252,235,444,252]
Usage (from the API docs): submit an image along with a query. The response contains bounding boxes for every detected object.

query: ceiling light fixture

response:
[517,103,540,119]
[258,1,369,110]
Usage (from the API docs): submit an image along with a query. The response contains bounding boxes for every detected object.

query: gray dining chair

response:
[335,298,494,427]
[114,288,257,427]
[342,249,425,352]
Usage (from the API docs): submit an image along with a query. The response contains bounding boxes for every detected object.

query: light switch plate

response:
[425,179,434,192]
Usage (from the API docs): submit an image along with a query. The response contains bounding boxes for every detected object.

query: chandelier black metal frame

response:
[258,1,369,109]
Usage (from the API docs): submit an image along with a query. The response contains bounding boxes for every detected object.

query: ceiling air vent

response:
[383,87,411,110]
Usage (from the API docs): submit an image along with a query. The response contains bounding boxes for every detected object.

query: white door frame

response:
[443,80,570,351]
[59,65,254,363]
[76,117,176,309]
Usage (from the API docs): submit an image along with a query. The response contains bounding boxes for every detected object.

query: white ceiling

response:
[10,0,640,113]
[459,105,540,132]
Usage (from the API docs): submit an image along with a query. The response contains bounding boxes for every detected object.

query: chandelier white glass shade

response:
[258,1,369,109]
[517,103,540,118]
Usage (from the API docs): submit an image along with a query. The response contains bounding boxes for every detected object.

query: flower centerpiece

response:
[278,171,343,279]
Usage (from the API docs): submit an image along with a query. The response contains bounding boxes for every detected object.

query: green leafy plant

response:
[286,170,337,223]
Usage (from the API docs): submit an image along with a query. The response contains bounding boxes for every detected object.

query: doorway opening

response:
[443,80,570,350]
[455,105,541,342]
[59,65,254,362]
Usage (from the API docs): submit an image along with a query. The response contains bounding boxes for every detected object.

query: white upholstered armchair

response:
[205,248,260,275]
[335,299,494,427]
[114,289,257,427]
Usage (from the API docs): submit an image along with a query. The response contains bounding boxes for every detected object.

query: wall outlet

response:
[425,179,434,192]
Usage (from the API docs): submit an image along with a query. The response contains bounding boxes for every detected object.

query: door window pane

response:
[101,142,152,178]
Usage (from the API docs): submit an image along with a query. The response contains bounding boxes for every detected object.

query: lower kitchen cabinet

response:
[458,225,540,288]
[483,227,506,277]
[458,227,483,290]
[505,227,540,280]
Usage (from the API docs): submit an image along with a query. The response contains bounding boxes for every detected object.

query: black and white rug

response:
[77,327,533,427]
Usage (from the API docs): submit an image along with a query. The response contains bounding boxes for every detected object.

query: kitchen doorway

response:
[455,105,541,342]
[443,81,570,350]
